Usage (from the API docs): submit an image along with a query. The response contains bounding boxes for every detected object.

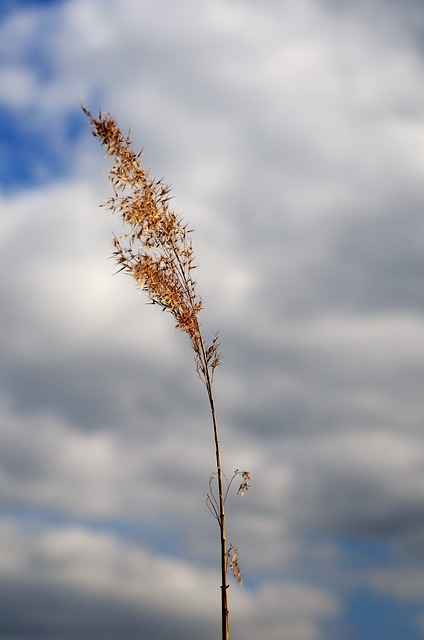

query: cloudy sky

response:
[1,0,424,638]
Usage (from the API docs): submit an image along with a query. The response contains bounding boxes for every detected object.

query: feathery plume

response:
[81,105,219,374]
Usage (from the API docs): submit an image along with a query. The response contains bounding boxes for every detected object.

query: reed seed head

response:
[237,470,251,497]
[82,105,215,364]
[227,544,242,584]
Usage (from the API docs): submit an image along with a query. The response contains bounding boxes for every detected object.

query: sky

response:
[1,0,424,638]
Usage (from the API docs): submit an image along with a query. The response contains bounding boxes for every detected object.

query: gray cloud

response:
[0,520,339,640]
[1,0,424,637]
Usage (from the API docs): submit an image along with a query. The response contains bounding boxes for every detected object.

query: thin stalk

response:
[170,213,229,639]
[199,337,229,640]
[201,348,230,640]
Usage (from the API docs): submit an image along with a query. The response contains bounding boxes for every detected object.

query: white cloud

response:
[1,0,424,637]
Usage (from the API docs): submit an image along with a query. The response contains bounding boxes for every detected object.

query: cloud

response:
[0,519,339,640]
[0,520,217,639]
[1,0,424,637]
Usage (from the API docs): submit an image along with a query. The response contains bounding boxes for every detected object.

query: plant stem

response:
[200,339,229,640]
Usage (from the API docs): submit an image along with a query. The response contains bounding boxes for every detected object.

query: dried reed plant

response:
[82,105,250,640]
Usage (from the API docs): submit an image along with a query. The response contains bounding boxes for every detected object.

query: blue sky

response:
[1,0,424,638]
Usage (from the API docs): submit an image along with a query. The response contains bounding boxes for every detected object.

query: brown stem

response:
[200,339,229,640]
[171,231,229,637]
